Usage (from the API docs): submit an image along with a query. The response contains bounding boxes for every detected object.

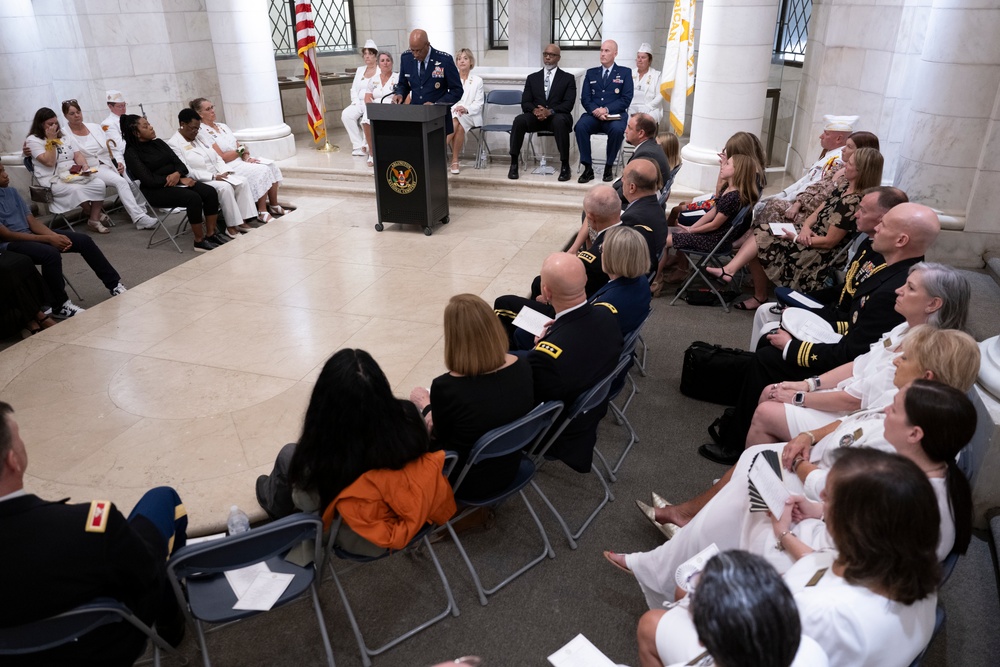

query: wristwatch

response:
[793,391,805,407]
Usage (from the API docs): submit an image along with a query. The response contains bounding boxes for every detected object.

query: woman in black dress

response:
[411,294,535,500]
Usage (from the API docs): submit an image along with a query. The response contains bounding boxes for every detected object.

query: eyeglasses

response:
[542,51,560,57]
[61,99,79,107]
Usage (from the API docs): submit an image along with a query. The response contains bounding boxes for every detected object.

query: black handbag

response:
[680,341,754,405]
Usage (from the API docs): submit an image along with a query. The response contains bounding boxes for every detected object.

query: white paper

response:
[224,562,270,598]
[220,173,246,186]
[186,532,226,546]
[512,306,552,337]
[784,290,824,309]
[253,156,274,165]
[547,634,617,667]
[749,456,791,518]
[605,114,622,120]
[769,222,796,236]
[232,571,294,611]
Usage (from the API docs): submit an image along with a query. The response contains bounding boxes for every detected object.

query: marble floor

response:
[2,136,589,535]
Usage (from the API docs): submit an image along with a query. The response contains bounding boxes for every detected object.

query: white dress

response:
[196,122,281,201]
[342,66,376,150]
[25,134,106,214]
[64,122,149,222]
[629,67,663,125]
[787,552,936,667]
[452,73,484,131]
[361,72,400,125]
[167,131,257,225]
[782,322,909,437]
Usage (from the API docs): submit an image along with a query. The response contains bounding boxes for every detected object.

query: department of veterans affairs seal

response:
[387,160,418,194]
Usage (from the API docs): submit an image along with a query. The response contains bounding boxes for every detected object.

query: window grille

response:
[490,0,509,49]
[268,0,356,57]
[773,0,811,65]
[553,0,603,50]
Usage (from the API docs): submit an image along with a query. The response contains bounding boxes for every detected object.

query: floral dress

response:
[671,190,742,253]
[756,183,860,292]
[755,172,846,232]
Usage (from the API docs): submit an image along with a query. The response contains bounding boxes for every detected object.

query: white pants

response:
[95,163,149,222]
[203,179,256,228]
[341,104,365,149]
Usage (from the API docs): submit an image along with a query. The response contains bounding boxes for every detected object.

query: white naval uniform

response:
[166,132,257,227]
[65,122,150,223]
[342,66,376,150]
[629,67,663,125]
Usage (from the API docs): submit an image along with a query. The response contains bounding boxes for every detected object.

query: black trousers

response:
[8,232,120,306]
[142,182,219,225]
[510,112,573,163]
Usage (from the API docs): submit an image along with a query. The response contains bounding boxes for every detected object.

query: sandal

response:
[267,204,287,217]
[707,267,733,285]
[257,211,274,224]
[733,297,765,311]
[603,551,634,576]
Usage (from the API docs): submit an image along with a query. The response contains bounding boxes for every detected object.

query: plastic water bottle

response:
[227,505,250,535]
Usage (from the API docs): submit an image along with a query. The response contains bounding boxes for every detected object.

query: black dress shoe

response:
[698,442,741,465]
[602,165,614,182]
[558,163,571,181]
[508,163,519,180]
[578,165,595,183]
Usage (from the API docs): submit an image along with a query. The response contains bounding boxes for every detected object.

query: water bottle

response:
[227,505,250,535]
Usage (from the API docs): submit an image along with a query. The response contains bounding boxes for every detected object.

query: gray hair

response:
[909,261,970,331]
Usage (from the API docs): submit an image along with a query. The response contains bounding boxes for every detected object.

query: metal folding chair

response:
[658,163,683,210]
[525,129,557,175]
[166,514,334,667]
[670,204,754,312]
[477,89,523,169]
[0,597,186,667]
[147,206,189,253]
[442,401,564,606]
[529,355,632,549]
[325,513,459,667]
[602,311,654,480]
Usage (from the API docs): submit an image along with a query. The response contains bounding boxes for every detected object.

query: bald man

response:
[528,253,624,472]
[392,29,463,135]
[620,158,668,273]
[576,40,633,183]
[701,203,942,464]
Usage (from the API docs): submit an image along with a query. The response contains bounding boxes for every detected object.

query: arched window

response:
[268,0,357,57]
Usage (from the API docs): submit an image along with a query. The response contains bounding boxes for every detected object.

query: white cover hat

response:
[363,39,378,51]
[106,90,127,103]
[823,114,859,132]
[638,42,653,56]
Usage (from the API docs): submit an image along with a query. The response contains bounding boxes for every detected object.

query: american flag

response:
[295,2,326,142]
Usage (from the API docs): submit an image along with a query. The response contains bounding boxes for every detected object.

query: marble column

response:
[895,0,1000,230]
[0,0,55,154]
[602,0,660,71]
[676,0,781,192]
[507,0,552,66]
[205,0,294,159]
[406,0,455,56]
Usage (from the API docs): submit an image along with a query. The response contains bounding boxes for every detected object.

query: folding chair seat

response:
[670,204,754,312]
[166,513,334,667]
[0,597,186,667]
[326,515,459,667]
[529,355,632,549]
[477,89,523,169]
[442,401,564,606]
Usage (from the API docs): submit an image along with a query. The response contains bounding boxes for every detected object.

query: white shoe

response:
[110,283,127,296]
[55,300,85,319]
[87,219,110,234]
[257,211,274,224]
[135,215,159,230]
[367,156,373,167]
[352,148,366,156]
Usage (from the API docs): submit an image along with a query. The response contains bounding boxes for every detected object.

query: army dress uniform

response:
[622,193,668,275]
[394,45,464,135]
[528,302,624,472]
[574,63,634,168]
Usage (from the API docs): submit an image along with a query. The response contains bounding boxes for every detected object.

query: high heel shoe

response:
[651,491,670,509]
[635,499,679,541]
[450,161,460,175]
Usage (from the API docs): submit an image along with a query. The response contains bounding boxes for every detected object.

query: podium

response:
[367,103,451,236]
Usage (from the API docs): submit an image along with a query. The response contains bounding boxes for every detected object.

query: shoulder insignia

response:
[635,225,653,232]
[85,500,112,533]
[836,321,849,335]
[805,567,828,587]
[577,251,596,264]
[534,341,563,359]
[594,301,618,314]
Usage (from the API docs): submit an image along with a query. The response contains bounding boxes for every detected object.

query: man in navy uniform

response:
[575,40,633,184]
[392,29,464,135]
[0,401,188,665]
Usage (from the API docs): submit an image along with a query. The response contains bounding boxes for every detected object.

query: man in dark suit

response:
[613,112,668,205]
[392,29,464,135]
[575,40,633,184]
[527,254,624,473]
[508,44,577,182]
[0,402,188,665]
[620,159,668,274]
[700,203,942,464]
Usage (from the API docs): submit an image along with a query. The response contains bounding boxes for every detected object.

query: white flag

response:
[660,0,696,135]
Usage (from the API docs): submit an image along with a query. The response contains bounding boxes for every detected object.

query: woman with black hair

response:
[120,114,223,252]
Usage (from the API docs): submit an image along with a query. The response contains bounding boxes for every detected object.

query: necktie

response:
[544,68,551,99]
[419,60,425,79]
[602,69,609,87]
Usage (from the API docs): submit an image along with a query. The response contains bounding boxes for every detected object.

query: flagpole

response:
[294,0,338,152]
[315,81,338,153]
